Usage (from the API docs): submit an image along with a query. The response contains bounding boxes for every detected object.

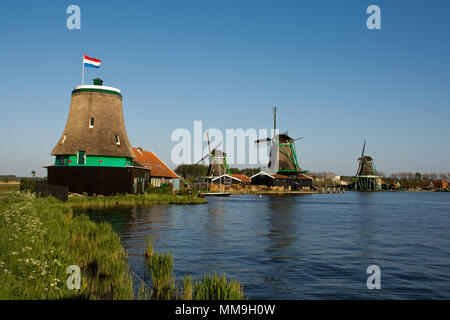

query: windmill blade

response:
[195,153,209,165]
[255,137,272,144]
[293,137,304,141]
[361,140,366,158]
[206,132,211,155]
[273,106,277,132]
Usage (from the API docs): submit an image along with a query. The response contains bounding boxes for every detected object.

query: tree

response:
[415,172,422,179]
[174,164,208,179]
[439,173,448,181]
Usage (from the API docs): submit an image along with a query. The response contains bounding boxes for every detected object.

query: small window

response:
[89,118,94,128]
[61,134,67,144]
[115,135,120,145]
[56,155,66,165]
[77,151,86,165]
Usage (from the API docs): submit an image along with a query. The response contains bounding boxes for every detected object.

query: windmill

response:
[355,140,381,191]
[195,132,233,196]
[254,107,307,176]
[196,132,231,177]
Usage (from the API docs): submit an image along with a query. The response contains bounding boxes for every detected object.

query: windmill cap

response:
[93,78,103,86]
[73,82,121,95]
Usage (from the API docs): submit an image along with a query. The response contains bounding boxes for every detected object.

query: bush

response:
[176,187,198,196]
[19,178,36,193]
[147,183,173,195]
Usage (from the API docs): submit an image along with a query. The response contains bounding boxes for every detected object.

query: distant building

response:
[132,147,178,187]
[231,174,251,185]
[250,172,312,190]
[433,180,448,189]
[211,174,242,185]
[416,181,434,190]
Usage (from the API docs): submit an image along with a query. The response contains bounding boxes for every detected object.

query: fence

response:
[35,181,69,202]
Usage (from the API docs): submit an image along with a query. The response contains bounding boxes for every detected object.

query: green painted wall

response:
[55,155,133,167]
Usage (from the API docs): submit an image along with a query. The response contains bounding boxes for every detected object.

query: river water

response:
[75,192,450,299]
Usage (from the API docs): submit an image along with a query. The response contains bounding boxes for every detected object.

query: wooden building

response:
[250,172,312,190]
[47,79,149,195]
[132,147,179,187]
[433,179,448,189]
[231,174,251,185]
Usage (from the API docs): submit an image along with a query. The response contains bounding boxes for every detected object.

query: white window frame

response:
[89,118,94,128]
[116,135,120,145]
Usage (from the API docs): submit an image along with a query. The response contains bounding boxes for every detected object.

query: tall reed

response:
[147,251,176,300]
[144,243,246,300]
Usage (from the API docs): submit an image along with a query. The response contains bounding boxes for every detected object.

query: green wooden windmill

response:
[255,107,308,176]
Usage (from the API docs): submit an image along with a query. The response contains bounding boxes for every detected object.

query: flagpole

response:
[81,54,85,85]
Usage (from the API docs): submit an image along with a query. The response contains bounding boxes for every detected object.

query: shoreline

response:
[68,193,208,209]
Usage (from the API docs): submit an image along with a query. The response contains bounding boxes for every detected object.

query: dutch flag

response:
[83,54,101,68]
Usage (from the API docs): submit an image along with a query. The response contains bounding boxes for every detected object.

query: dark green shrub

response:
[19,178,36,193]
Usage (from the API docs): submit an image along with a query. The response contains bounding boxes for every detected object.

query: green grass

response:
[0,193,133,299]
[145,238,246,300]
[0,184,20,197]
[68,193,207,209]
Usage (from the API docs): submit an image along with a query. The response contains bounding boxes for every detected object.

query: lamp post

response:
[31,170,36,179]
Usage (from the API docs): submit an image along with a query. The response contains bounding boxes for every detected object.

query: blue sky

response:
[0,0,449,177]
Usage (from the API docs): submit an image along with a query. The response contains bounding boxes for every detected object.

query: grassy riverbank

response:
[68,193,207,209]
[0,192,245,300]
[0,193,133,299]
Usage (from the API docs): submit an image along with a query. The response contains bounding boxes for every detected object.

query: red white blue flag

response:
[83,54,101,68]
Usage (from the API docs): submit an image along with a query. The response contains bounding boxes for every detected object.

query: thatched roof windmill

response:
[254,107,307,176]
[47,78,149,195]
[355,140,381,190]
[196,132,231,177]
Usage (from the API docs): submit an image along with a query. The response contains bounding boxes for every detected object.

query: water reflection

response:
[264,195,299,260]
[262,195,303,296]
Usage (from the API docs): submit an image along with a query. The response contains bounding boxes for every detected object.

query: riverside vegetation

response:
[0,191,243,300]
[0,193,133,299]
[68,193,207,209]
[143,238,246,300]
